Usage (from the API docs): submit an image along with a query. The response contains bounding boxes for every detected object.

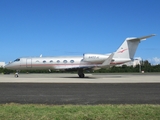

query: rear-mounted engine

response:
[83,54,109,63]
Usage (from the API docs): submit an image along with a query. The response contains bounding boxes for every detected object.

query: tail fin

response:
[113,34,155,59]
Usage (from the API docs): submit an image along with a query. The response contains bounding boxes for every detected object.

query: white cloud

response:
[134,57,142,60]
[147,57,160,65]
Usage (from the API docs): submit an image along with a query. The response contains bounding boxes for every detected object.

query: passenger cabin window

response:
[50,60,53,63]
[63,60,67,63]
[14,58,20,62]
[43,60,46,63]
[70,60,74,63]
[57,60,60,63]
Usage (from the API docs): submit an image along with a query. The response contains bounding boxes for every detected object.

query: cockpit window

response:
[14,58,20,62]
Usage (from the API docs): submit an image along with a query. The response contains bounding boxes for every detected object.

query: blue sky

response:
[0,0,159,64]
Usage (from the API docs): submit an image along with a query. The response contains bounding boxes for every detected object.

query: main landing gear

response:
[78,69,85,78]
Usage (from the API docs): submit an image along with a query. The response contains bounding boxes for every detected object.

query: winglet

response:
[101,53,114,67]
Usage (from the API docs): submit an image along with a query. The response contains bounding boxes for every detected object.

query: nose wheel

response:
[14,73,19,77]
[14,70,19,78]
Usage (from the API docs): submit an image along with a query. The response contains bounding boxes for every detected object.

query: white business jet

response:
[5,34,155,78]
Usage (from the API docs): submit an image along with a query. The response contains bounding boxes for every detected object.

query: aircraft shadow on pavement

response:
[60,76,98,79]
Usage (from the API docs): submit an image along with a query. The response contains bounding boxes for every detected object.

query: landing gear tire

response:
[78,73,85,78]
[15,73,19,78]
[14,70,19,78]
[78,69,85,78]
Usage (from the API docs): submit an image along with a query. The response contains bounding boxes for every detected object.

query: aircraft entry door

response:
[26,59,32,67]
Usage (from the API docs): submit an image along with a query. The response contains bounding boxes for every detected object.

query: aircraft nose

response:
[5,64,12,69]
[4,64,9,69]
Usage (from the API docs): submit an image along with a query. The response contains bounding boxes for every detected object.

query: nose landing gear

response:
[14,70,19,78]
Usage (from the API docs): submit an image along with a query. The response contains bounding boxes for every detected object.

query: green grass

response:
[0,104,160,120]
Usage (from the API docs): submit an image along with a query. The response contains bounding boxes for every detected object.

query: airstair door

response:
[26,59,32,67]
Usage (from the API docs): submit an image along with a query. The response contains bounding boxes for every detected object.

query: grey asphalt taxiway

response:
[0,73,160,104]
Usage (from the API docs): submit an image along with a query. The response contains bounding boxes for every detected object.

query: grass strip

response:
[0,103,160,120]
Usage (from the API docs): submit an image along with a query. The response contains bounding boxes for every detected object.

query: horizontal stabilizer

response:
[138,34,156,40]
[127,34,156,41]
[114,34,155,60]
[101,53,114,67]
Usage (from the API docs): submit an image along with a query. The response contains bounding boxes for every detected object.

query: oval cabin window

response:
[70,60,74,63]
[63,60,67,63]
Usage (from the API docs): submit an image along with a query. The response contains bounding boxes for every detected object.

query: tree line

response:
[1,60,160,74]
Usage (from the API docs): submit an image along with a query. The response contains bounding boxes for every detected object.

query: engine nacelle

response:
[83,54,108,63]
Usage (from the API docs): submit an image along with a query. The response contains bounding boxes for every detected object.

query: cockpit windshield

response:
[14,58,20,62]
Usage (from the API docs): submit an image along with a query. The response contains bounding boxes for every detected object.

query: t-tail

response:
[113,34,155,64]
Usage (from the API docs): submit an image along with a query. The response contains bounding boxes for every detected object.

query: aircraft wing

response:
[101,53,114,67]
[63,53,115,70]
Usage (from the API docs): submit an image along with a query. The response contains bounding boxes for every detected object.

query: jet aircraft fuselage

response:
[5,34,155,78]
[6,56,130,70]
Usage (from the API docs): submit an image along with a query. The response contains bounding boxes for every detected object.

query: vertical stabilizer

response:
[113,34,155,59]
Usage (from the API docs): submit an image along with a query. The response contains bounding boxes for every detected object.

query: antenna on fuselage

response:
[40,54,42,57]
